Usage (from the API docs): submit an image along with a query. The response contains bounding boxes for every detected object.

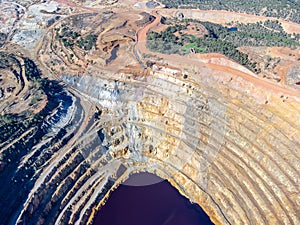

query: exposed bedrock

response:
[5,63,300,225]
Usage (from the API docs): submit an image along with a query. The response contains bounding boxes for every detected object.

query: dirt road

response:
[39,1,300,99]
[134,11,300,99]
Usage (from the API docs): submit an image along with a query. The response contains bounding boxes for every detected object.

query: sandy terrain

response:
[135,11,300,100]
[239,46,300,85]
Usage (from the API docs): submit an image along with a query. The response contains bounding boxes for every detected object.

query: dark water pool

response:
[92,173,214,225]
[106,44,119,64]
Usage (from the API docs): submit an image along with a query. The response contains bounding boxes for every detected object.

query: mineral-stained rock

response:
[1,5,300,225]
[1,57,297,225]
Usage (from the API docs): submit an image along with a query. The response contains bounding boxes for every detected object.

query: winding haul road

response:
[134,10,300,100]
[49,0,300,99]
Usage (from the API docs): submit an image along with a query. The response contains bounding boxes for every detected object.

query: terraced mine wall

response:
[1,0,299,224]
[1,53,300,225]
[0,56,84,225]
[2,56,298,225]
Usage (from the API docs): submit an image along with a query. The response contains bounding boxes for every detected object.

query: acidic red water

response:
[92,173,214,225]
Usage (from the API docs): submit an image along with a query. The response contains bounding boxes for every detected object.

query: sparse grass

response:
[182,43,206,52]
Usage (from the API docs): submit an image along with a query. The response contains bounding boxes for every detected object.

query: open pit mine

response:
[0,0,300,225]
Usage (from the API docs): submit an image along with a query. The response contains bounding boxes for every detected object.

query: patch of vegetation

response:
[24,58,43,81]
[0,52,20,69]
[0,56,70,224]
[76,34,97,51]
[158,0,300,23]
[0,114,32,143]
[147,19,300,73]
[55,24,97,51]
[0,57,62,143]
[202,20,300,47]
[147,25,188,55]
[182,43,205,51]
[55,24,80,48]
[0,32,7,47]
[263,20,285,32]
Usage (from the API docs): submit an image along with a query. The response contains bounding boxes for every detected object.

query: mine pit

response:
[1,1,300,225]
